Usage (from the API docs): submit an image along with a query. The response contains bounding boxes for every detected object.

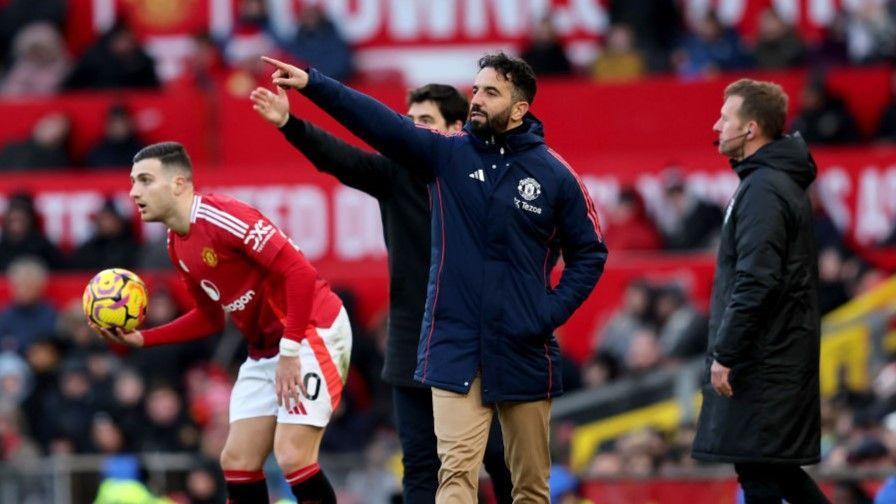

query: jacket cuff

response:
[278,114,305,137]
[712,349,737,368]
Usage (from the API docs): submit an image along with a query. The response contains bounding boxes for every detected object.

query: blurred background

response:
[2,0,896,502]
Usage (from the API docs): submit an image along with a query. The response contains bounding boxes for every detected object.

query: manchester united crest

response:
[517,177,542,201]
[201,247,218,268]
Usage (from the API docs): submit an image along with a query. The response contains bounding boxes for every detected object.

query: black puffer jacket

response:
[692,134,821,464]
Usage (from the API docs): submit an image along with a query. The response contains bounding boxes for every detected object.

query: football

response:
[82,268,148,332]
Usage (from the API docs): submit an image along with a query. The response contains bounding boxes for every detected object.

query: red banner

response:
[62,0,865,83]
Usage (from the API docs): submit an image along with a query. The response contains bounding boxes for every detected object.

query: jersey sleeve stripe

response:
[197,211,246,239]
[547,148,604,241]
[199,204,249,231]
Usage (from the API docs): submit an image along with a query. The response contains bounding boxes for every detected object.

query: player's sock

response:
[223,470,268,503]
[286,463,336,504]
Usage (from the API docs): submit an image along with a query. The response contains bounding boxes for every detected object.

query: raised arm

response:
[251,85,402,197]
[262,56,451,176]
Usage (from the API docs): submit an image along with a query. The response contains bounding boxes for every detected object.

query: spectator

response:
[64,23,159,90]
[520,15,572,76]
[594,280,654,366]
[0,405,40,462]
[171,34,227,91]
[0,256,57,354]
[624,328,662,374]
[222,0,282,96]
[0,22,70,96]
[184,460,226,504]
[0,194,64,270]
[674,12,752,78]
[581,352,620,389]
[90,412,126,454]
[288,5,353,82]
[653,284,707,360]
[0,0,66,60]
[140,384,199,452]
[609,0,682,72]
[753,8,805,70]
[20,338,60,451]
[40,359,97,452]
[0,112,72,170]
[791,79,860,145]
[818,247,850,315]
[656,172,723,251]
[0,350,31,406]
[70,198,139,270]
[811,13,850,67]
[109,368,147,451]
[85,105,146,168]
[591,24,646,82]
[603,187,661,250]
[845,0,896,64]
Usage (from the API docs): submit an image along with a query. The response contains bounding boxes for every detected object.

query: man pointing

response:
[263,53,607,502]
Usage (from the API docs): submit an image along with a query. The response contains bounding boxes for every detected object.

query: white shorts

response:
[229,307,352,427]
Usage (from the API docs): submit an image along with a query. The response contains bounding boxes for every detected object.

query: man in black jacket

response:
[250,83,513,503]
[692,78,829,503]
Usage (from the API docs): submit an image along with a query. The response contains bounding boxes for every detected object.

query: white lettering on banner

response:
[322,0,381,42]
[855,167,896,245]
[818,167,852,232]
[317,0,605,42]
[389,0,456,40]
[334,186,387,260]
[685,0,844,27]
[35,192,105,246]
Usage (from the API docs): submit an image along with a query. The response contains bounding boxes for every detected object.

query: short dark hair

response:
[132,142,193,179]
[478,52,537,104]
[407,84,469,126]
[724,79,788,139]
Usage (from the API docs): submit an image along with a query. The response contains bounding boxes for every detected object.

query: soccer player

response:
[91,142,349,504]
[250,84,514,502]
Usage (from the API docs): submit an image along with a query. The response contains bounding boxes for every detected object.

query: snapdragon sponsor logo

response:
[223,290,255,313]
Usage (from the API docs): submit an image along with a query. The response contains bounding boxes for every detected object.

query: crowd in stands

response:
[3,0,896,502]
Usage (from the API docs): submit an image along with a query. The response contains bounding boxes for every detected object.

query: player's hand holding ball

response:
[83,268,147,348]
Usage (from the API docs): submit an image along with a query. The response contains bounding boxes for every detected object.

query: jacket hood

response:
[731,133,816,189]
[465,112,545,152]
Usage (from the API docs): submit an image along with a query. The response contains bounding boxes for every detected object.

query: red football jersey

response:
[168,193,341,358]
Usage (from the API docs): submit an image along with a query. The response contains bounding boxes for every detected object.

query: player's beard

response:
[469,105,512,136]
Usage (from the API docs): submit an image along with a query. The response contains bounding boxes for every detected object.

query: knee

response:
[274,441,316,474]
[220,444,265,471]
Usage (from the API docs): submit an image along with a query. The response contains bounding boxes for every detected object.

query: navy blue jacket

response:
[303,70,608,402]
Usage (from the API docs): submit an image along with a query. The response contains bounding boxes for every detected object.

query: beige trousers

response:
[431,375,551,503]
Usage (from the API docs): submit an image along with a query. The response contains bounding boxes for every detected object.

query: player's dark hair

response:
[407,84,469,127]
[132,142,193,179]
[724,79,789,139]
[478,52,537,104]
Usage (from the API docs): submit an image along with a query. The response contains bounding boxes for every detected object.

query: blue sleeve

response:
[547,166,608,327]
[301,69,451,178]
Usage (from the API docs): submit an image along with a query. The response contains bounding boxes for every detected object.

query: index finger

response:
[261,56,290,70]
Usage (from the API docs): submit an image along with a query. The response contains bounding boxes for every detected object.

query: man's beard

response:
[469,106,512,135]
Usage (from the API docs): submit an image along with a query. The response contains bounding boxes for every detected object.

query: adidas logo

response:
[468,169,485,182]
